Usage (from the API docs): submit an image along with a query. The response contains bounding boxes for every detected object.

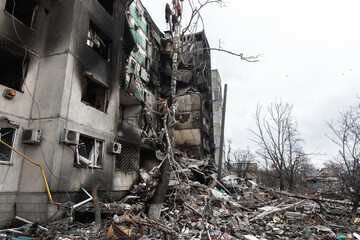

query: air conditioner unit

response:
[22,129,42,144]
[61,129,80,145]
[108,142,121,154]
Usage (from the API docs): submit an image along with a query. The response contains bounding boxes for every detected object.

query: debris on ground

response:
[1,158,359,239]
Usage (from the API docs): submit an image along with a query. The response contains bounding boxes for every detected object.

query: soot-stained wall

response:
[0,0,136,226]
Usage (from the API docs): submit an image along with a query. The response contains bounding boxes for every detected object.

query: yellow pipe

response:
[0,139,61,205]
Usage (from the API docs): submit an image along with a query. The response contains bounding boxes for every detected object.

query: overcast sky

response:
[141,0,360,167]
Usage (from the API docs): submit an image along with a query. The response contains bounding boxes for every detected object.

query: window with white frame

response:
[74,134,103,168]
[0,128,17,162]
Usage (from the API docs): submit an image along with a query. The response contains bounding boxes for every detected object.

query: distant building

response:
[164,31,215,160]
[211,69,224,167]
[229,162,258,183]
[307,168,339,190]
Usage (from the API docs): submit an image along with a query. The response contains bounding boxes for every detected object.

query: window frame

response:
[4,0,39,30]
[212,88,219,101]
[0,127,18,164]
[86,20,112,62]
[81,73,110,113]
[0,46,29,92]
[74,134,104,169]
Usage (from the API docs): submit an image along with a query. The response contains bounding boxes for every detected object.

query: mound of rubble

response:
[1,159,359,239]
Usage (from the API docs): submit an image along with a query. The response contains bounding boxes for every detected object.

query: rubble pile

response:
[1,159,359,239]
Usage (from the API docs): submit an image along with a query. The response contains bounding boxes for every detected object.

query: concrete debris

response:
[244,235,260,240]
[354,232,360,240]
[258,206,281,213]
[1,158,359,239]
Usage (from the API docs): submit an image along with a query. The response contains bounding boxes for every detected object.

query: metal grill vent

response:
[115,139,140,172]
[67,131,77,141]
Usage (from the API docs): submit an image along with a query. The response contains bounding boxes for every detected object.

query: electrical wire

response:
[10,0,71,202]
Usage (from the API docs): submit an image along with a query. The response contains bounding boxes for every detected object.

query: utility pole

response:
[217,84,227,182]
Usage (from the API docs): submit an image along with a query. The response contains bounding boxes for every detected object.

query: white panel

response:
[213,111,220,124]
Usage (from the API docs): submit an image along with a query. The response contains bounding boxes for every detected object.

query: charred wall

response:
[161,31,215,160]
[118,0,164,176]
[0,0,135,226]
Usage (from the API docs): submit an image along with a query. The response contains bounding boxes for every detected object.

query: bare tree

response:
[250,101,307,192]
[327,102,360,221]
[148,0,260,219]
[258,168,278,188]
[230,148,256,179]
[148,0,225,220]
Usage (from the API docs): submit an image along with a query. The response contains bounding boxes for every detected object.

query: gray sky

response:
[141,0,360,167]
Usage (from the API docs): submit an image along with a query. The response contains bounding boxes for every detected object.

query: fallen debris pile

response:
[1,158,359,239]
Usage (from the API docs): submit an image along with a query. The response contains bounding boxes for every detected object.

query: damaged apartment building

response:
[160,31,215,160]
[0,0,218,227]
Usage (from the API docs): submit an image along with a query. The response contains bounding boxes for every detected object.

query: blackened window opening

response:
[81,74,109,112]
[0,128,16,162]
[97,0,114,16]
[5,0,38,29]
[87,21,112,62]
[0,47,27,91]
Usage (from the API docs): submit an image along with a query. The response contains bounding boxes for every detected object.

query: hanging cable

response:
[10,0,71,202]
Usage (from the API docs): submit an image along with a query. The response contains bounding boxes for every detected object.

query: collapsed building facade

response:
[0,0,219,227]
[160,31,215,160]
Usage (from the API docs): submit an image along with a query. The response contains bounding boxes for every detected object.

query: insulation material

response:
[140,67,149,82]
[134,81,144,101]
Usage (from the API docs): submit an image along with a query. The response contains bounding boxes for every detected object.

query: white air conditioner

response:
[22,129,42,144]
[61,129,80,145]
[108,142,121,154]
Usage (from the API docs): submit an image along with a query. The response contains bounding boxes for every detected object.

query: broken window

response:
[75,134,103,168]
[5,0,38,29]
[97,0,114,16]
[0,47,27,91]
[212,88,219,101]
[115,139,140,172]
[0,128,16,162]
[87,21,112,62]
[81,74,109,112]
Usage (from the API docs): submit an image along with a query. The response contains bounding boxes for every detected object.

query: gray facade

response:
[169,32,215,160]
[0,0,136,227]
[0,0,219,227]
